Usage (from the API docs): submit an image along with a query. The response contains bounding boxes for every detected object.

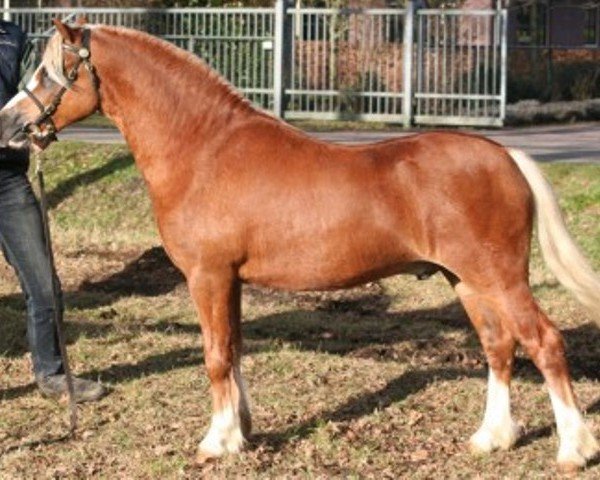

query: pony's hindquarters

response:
[448,147,600,470]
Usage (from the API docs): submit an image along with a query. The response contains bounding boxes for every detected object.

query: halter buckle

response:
[44,104,57,116]
[78,47,90,59]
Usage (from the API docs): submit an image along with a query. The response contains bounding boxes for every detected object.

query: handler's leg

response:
[0,169,105,401]
[189,266,250,460]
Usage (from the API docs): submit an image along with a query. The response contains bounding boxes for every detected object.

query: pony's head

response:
[0,18,100,150]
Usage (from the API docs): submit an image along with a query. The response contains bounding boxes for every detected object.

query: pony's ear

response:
[76,15,88,26]
[52,19,75,43]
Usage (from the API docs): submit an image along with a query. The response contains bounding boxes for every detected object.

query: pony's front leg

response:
[188,268,251,461]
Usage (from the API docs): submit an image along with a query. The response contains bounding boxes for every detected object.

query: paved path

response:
[60,122,600,163]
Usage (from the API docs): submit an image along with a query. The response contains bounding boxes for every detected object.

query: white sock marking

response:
[198,367,250,457]
[549,389,599,466]
[199,404,245,456]
[470,370,519,452]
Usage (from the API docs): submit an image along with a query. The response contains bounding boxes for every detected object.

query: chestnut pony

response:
[0,20,598,470]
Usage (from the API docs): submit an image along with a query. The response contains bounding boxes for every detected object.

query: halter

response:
[22,28,100,147]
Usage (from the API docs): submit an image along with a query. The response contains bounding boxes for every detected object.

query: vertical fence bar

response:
[441,13,447,116]
[3,0,10,22]
[252,13,258,106]
[328,10,335,115]
[483,15,489,116]
[499,8,507,122]
[393,15,399,115]
[417,13,423,118]
[368,14,375,115]
[274,0,291,117]
[273,0,286,117]
[315,13,320,114]
[402,0,414,128]
[296,11,301,113]
[290,11,296,113]
[492,10,498,115]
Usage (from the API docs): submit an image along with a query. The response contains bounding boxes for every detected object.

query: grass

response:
[74,114,117,129]
[0,141,599,478]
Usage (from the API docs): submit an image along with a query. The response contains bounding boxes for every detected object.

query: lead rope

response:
[34,151,78,435]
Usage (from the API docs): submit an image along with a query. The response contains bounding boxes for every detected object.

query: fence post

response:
[499,8,507,124]
[402,0,414,128]
[273,0,292,118]
[3,0,10,22]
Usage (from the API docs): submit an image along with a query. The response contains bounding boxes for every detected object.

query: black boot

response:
[36,374,107,403]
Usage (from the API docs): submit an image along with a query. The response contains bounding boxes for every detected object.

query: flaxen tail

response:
[508,148,600,323]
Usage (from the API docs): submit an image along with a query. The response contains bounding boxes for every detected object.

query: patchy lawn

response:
[0,142,598,479]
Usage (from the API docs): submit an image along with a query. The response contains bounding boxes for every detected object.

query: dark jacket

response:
[0,20,29,171]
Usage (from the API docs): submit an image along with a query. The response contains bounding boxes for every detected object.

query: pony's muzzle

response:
[0,109,28,148]
[8,130,31,150]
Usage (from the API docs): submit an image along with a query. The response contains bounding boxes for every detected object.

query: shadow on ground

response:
[78,246,184,298]
[250,365,482,454]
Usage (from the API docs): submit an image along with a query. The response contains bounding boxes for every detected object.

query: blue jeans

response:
[0,168,63,378]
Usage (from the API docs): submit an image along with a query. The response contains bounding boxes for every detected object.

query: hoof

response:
[556,421,600,470]
[194,450,221,465]
[196,405,247,462]
[469,422,521,454]
[195,437,245,465]
[579,428,600,461]
[557,460,584,475]
[196,422,246,463]
[556,447,593,473]
[469,430,493,455]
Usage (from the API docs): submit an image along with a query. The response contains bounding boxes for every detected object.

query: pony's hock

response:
[1,19,599,470]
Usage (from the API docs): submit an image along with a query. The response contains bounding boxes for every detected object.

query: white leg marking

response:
[470,370,520,453]
[198,367,250,458]
[549,390,599,467]
[198,404,245,457]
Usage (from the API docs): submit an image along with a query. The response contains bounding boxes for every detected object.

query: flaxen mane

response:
[42,33,70,86]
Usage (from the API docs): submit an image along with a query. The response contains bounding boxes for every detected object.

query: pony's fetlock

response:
[469,420,521,454]
[196,405,247,462]
[556,421,599,470]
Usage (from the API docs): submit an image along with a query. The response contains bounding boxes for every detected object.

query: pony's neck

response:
[92,26,256,179]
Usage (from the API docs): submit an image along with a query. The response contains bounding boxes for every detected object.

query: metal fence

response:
[2,3,507,127]
[6,7,277,110]
[414,9,507,127]
[286,7,408,122]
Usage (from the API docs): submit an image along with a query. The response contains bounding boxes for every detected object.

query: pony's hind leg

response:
[504,284,599,470]
[188,267,251,461]
[454,282,521,453]
[458,280,598,469]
